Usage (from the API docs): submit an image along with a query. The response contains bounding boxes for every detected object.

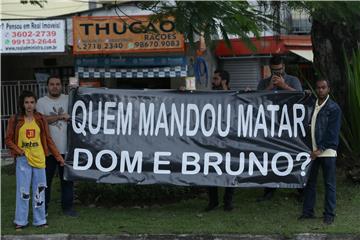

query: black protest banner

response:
[65,87,314,188]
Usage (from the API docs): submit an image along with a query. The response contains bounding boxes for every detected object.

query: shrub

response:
[342,49,360,183]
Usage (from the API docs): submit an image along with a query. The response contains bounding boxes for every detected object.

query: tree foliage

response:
[342,49,360,182]
[288,1,360,56]
[20,0,47,8]
[137,1,275,51]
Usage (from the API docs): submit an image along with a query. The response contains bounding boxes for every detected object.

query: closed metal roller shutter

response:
[222,59,261,90]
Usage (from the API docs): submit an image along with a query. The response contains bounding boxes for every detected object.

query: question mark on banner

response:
[296,152,311,176]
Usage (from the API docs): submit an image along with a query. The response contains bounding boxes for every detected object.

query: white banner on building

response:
[0,20,65,53]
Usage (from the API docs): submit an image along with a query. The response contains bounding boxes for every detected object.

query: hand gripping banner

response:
[65,87,314,188]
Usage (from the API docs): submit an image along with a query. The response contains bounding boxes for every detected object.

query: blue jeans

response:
[14,156,47,226]
[302,157,336,218]
[45,154,74,212]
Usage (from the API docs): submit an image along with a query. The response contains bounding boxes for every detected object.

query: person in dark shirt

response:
[257,55,303,201]
[205,69,234,212]
[257,55,303,91]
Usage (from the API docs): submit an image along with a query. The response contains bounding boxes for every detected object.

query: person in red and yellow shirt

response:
[5,90,64,230]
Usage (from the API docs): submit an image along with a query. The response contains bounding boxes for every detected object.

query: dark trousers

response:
[302,157,336,218]
[45,155,74,212]
[208,187,234,206]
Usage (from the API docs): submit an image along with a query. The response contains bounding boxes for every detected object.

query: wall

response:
[1,53,74,81]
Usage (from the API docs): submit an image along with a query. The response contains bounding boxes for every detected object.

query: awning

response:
[290,50,313,62]
[76,66,188,79]
[215,35,312,57]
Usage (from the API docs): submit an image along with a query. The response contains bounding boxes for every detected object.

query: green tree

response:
[289,1,360,108]
[342,49,360,182]
[137,1,275,51]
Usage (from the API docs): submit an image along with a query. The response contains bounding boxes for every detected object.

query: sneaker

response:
[204,202,219,212]
[15,224,27,231]
[63,209,79,217]
[298,214,315,220]
[323,216,334,225]
[36,223,48,228]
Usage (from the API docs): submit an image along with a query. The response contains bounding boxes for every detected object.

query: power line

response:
[1,4,88,12]
[1,12,51,18]
[70,0,118,4]
[70,0,101,3]
[1,6,87,18]
[1,4,87,18]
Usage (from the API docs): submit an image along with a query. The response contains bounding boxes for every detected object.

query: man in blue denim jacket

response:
[299,79,341,225]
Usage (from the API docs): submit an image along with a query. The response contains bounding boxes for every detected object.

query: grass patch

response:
[1,166,359,235]
[76,182,204,208]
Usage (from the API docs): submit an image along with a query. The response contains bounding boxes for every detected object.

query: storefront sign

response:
[65,88,315,188]
[76,56,187,67]
[73,16,185,54]
[76,65,188,79]
[0,20,65,53]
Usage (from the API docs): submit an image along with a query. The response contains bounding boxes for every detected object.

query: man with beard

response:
[205,69,234,212]
[257,55,303,202]
[257,55,302,91]
[212,69,230,90]
[37,76,78,217]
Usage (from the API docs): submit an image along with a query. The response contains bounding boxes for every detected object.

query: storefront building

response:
[72,14,189,90]
[215,35,313,90]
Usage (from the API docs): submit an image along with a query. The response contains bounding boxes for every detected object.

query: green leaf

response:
[343,48,360,155]
[137,1,275,51]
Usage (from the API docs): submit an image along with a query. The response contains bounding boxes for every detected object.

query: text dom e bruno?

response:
[73,149,311,177]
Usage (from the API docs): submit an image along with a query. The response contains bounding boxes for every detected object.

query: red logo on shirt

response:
[26,129,35,138]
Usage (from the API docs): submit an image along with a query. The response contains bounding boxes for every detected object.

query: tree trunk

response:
[311,19,360,109]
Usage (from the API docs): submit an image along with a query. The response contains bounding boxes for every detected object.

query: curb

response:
[1,234,360,240]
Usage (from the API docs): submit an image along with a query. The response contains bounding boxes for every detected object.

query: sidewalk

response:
[1,234,360,240]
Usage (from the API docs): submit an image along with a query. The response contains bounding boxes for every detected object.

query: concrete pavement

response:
[1,234,360,240]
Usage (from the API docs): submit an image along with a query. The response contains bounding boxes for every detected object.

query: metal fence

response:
[1,80,47,150]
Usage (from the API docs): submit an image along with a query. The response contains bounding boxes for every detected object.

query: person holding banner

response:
[36,76,78,217]
[205,69,234,212]
[257,55,303,202]
[211,69,230,90]
[5,90,64,230]
[257,55,303,92]
[299,79,341,225]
